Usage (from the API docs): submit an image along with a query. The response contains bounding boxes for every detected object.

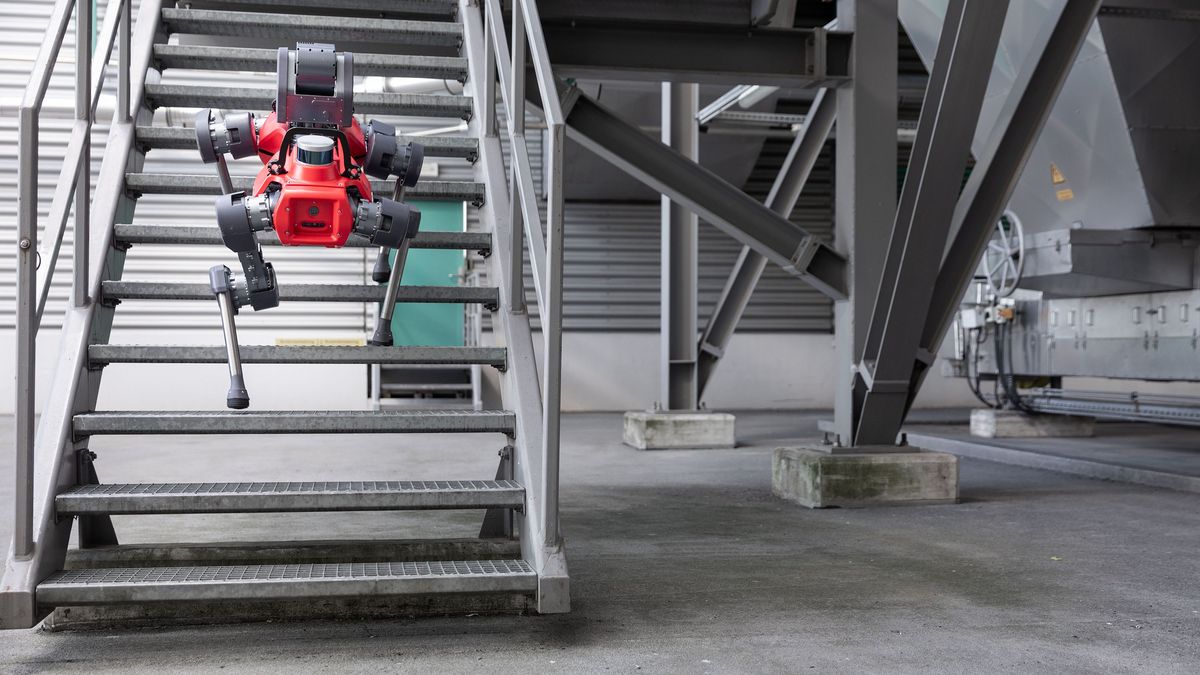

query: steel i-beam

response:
[852,0,1010,446]
[661,83,700,410]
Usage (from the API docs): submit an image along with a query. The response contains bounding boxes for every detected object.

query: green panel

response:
[387,200,465,346]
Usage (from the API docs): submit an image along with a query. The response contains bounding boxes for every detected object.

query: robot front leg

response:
[210,192,280,409]
[354,198,422,347]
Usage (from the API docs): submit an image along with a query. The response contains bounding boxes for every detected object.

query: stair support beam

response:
[556,89,848,300]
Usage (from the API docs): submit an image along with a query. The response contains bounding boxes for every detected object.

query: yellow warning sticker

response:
[1056,188,1075,202]
[1050,163,1067,185]
[276,337,367,346]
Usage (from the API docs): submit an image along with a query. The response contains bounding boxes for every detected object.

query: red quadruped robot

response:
[196,43,424,409]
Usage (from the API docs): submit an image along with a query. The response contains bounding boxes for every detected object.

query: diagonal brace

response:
[853,0,1011,446]
[554,88,848,300]
[696,88,837,398]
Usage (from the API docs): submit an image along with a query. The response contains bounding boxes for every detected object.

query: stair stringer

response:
[460,0,569,614]
[0,1,164,629]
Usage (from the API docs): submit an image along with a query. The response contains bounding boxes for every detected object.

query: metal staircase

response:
[4,0,569,628]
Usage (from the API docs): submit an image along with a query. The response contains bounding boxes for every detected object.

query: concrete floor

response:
[2,411,1199,673]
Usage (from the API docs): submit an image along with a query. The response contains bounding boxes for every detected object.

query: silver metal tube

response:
[74,0,91,308]
[216,292,245,382]
[378,238,412,322]
[541,122,565,547]
[214,154,235,195]
[517,0,563,125]
[119,0,130,122]
[509,0,527,314]
[482,1,496,138]
[14,104,38,559]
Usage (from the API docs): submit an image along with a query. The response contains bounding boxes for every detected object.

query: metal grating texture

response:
[73,409,517,435]
[57,480,525,514]
[88,344,507,366]
[37,559,537,604]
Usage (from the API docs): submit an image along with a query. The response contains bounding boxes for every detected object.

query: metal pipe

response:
[74,0,91,308]
[15,103,39,559]
[509,0,527,314]
[119,0,131,122]
[541,121,565,546]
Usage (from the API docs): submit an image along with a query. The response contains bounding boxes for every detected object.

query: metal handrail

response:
[14,0,132,558]
[481,0,564,547]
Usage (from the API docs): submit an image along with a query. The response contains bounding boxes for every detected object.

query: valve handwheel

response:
[982,209,1024,298]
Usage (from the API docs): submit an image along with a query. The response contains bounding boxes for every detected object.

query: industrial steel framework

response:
[5,0,1106,628]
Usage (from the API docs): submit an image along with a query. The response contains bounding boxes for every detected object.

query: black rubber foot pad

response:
[226,397,250,410]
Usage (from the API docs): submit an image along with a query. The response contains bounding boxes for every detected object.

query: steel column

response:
[910,0,1104,412]
[831,0,897,445]
[559,91,848,299]
[852,0,1009,446]
[660,83,700,410]
[696,88,835,399]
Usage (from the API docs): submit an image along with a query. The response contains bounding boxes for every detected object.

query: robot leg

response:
[354,197,422,346]
[209,192,281,408]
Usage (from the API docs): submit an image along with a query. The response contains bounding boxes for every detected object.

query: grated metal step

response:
[144,84,473,120]
[125,172,485,205]
[184,0,459,21]
[72,409,516,435]
[36,559,536,605]
[56,480,525,515]
[135,123,478,159]
[161,8,462,47]
[88,344,507,368]
[114,224,490,252]
[100,281,499,306]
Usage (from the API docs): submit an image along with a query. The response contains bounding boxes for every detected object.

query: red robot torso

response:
[250,113,372,248]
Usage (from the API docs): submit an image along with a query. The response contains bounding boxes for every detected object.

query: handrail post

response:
[542,118,564,546]
[14,105,39,560]
[119,0,131,122]
[509,0,527,314]
[73,0,92,308]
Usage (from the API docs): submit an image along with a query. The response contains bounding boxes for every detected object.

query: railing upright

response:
[14,0,133,559]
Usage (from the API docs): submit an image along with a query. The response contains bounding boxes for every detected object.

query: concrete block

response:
[970,408,1094,438]
[772,446,958,508]
[623,411,735,450]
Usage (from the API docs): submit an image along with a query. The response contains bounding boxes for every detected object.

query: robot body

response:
[194,42,425,408]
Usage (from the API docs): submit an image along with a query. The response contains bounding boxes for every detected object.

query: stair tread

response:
[37,560,536,603]
[161,8,462,46]
[124,172,485,204]
[100,281,499,305]
[114,224,490,250]
[143,84,473,119]
[89,344,506,366]
[72,409,516,435]
[135,124,477,158]
[56,480,524,514]
[172,0,458,20]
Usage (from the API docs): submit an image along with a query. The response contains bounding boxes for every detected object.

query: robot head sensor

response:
[276,42,354,127]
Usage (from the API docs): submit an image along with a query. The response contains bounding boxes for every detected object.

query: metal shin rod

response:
[369,184,410,346]
[214,154,235,195]
[370,238,411,346]
[210,266,250,409]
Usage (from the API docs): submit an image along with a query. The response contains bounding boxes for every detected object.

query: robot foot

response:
[368,321,394,347]
[226,374,251,410]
